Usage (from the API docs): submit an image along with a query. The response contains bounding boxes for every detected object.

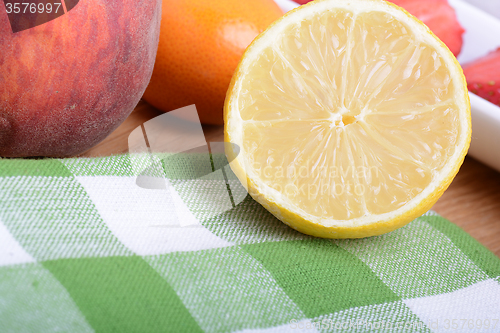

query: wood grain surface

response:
[81,101,500,258]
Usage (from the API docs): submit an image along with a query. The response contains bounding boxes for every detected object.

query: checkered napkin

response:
[1,154,499,333]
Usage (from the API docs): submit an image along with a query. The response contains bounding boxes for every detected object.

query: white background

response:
[464,0,500,19]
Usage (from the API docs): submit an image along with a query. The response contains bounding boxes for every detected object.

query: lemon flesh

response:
[225,0,470,238]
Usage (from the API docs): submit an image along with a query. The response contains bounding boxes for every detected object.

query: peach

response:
[0,0,161,157]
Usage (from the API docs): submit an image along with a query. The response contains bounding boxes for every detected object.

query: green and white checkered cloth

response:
[1,154,499,333]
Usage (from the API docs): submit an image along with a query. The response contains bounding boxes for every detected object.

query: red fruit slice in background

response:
[389,0,464,56]
[292,0,464,56]
[463,48,500,106]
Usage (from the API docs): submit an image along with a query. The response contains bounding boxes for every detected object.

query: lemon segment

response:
[224,0,470,238]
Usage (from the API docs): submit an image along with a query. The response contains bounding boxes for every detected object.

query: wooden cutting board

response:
[80,100,500,257]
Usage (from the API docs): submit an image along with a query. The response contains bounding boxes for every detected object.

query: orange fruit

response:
[142,0,283,125]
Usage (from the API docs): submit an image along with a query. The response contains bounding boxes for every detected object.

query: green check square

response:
[43,256,202,333]
[242,239,400,318]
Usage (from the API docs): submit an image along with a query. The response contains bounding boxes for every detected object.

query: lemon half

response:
[224,0,471,238]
